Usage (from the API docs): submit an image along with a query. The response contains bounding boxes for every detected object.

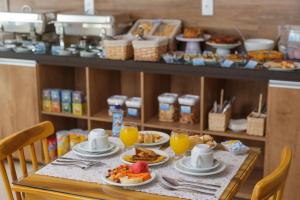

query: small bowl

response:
[244,38,275,52]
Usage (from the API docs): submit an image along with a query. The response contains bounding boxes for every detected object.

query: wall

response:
[1,0,300,39]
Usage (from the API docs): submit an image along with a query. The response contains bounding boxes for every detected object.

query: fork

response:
[159,180,216,196]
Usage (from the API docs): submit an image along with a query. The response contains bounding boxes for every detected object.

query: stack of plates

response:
[174,157,226,176]
[72,141,120,159]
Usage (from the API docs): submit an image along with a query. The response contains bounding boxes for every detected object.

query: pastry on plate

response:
[210,35,239,44]
[137,132,162,144]
[188,134,216,150]
[183,27,203,38]
[247,50,283,62]
[226,54,245,63]
[264,60,296,69]
[123,148,166,164]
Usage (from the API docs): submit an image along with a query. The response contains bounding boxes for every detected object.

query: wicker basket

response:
[246,112,266,136]
[208,108,232,132]
[132,37,168,62]
[103,36,133,60]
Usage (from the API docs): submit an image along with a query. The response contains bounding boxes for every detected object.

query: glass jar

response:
[107,95,128,116]
[125,97,142,118]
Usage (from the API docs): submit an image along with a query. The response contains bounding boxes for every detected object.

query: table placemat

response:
[36,137,248,200]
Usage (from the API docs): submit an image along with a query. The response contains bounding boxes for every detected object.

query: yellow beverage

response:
[170,132,190,155]
[120,125,139,147]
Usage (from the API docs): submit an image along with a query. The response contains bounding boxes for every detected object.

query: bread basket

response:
[103,35,133,60]
[132,37,168,62]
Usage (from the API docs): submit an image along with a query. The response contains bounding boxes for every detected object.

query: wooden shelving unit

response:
[37,64,268,199]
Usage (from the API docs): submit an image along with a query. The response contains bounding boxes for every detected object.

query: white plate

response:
[136,131,170,147]
[73,145,120,158]
[102,171,156,187]
[179,157,221,172]
[120,148,169,166]
[263,61,300,71]
[176,34,211,42]
[174,160,226,176]
[206,41,241,49]
[75,141,115,153]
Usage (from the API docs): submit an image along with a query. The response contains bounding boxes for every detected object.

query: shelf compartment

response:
[41,111,88,120]
[88,68,141,117]
[90,109,141,125]
[202,78,268,134]
[143,73,201,129]
[144,116,201,133]
[40,114,88,131]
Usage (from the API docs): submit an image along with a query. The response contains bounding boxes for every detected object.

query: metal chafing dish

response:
[0,6,56,53]
[54,11,132,48]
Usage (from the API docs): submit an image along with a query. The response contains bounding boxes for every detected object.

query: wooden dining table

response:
[12,150,259,200]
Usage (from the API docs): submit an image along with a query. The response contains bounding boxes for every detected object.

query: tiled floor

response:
[0,162,244,200]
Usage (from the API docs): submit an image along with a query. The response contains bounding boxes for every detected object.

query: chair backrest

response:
[0,121,54,200]
[251,146,292,200]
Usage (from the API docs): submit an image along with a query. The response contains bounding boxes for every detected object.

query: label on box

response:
[112,111,123,137]
[61,90,72,103]
[221,60,234,68]
[51,101,61,112]
[180,105,192,114]
[245,60,258,69]
[42,100,51,112]
[160,103,170,111]
[127,108,138,117]
[50,90,61,101]
[192,58,205,66]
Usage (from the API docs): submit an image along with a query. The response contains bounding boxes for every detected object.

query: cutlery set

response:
[51,157,104,169]
[159,176,220,196]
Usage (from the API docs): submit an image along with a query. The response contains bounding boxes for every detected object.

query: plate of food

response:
[226,54,246,64]
[102,162,156,187]
[137,131,170,146]
[188,134,218,150]
[121,147,169,166]
[263,60,300,71]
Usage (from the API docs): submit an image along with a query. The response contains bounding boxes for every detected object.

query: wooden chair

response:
[251,146,292,200]
[0,121,54,200]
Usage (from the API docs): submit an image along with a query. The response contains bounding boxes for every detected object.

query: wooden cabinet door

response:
[266,80,300,200]
[0,59,41,161]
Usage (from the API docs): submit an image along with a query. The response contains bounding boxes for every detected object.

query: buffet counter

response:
[0,52,300,82]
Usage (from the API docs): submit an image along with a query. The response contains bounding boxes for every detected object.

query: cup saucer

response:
[179,157,221,172]
[76,141,115,153]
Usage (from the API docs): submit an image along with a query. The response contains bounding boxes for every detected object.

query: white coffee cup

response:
[88,129,109,150]
[191,144,214,168]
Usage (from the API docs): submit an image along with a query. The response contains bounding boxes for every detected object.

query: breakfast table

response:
[11,137,259,200]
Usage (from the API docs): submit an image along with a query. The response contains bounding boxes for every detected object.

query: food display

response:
[154,24,176,37]
[188,134,217,150]
[158,93,179,122]
[138,132,162,144]
[122,148,167,164]
[247,50,283,62]
[202,52,221,63]
[131,22,154,36]
[226,54,246,63]
[263,60,298,71]
[178,94,200,124]
[183,27,203,38]
[209,35,239,44]
[106,162,152,184]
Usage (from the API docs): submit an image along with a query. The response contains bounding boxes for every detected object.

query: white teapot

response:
[191,144,214,168]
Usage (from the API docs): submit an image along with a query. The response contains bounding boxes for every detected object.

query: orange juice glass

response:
[120,122,139,148]
[170,129,190,158]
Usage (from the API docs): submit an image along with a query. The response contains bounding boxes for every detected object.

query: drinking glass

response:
[120,122,139,150]
[170,129,190,159]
